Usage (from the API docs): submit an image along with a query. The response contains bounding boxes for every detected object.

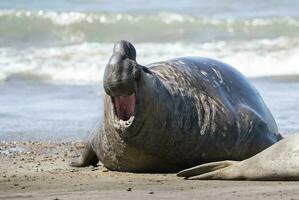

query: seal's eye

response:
[114,93,136,121]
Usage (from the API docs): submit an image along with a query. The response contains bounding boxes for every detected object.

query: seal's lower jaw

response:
[111,93,136,134]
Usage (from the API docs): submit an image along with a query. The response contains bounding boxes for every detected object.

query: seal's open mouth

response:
[114,94,136,121]
[111,93,136,132]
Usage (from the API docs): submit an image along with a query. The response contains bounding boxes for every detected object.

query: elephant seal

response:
[177,132,299,180]
[70,40,281,172]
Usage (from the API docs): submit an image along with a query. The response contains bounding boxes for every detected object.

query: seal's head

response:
[103,41,143,137]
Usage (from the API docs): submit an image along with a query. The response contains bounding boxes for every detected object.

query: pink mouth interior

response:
[114,94,136,121]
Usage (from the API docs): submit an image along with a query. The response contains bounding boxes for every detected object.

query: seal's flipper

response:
[69,142,99,167]
[177,160,238,178]
[188,167,236,180]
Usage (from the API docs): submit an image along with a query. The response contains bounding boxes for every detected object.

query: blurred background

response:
[0,0,298,141]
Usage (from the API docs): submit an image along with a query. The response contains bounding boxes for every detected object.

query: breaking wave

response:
[1,9,299,45]
[1,37,299,84]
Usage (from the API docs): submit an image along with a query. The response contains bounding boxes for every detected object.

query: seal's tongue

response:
[114,94,136,121]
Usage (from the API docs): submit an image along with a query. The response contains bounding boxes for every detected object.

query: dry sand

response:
[1,141,299,200]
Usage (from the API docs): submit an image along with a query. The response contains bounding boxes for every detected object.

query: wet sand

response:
[1,141,299,200]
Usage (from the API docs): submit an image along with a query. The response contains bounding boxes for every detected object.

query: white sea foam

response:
[1,10,298,27]
[0,9,198,25]
[1,37,299,85]
[1,9,299,45]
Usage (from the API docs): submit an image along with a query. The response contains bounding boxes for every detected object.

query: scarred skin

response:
[70,40,281,172]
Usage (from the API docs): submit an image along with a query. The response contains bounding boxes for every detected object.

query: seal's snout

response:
[104,40,140,122]
[103,40,140,97]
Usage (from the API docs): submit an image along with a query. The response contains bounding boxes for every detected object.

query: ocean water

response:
[0,0,299,141]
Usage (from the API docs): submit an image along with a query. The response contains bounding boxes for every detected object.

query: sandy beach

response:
[0,141,299,200]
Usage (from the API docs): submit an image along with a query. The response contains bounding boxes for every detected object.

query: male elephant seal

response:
[70,40,281,173]
[177,132,299,180]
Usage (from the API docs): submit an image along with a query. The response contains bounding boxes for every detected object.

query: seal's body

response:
[70,40,281,172]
